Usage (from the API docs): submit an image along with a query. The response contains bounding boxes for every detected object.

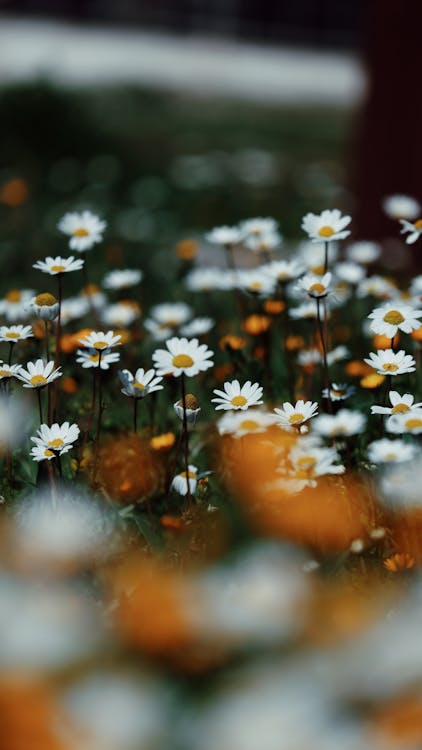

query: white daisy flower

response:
[289,444,345,481]
[205,226,243,246]
[274,400,318,432]
[102,269,143,289]
[301,209,351,243]
[261,259,305,284]
[118,368,163,399]
[152,337,214,378]
[297,240,339,274]
[185,267,235,292]
[296,272,332,299]
[16,359,62,388]
[364,349,416,376]
[80,285,107,310]
[216,409,275,438]
[174,393,201,426]
[101,304,140,328]
[326,345,350,365]
[367,438,419,464]
[383,194,420,220]
[30,422,80,462]
[76,349,120,370]
[312,409,366,437]
[143,320,174,342]
[32,256,84,275]
[29,293,59,321]
[78,330,121,351]
[60,297,90,325]
[149,302,192,327]
[212,380,264,411]
[171,464,198,496]
[371,391,422,416]
[243,230,282,254]
[0,289,35,322]
[321,383,355,401]
[368,303,422,338]
[180,318,215,337]
[0,363,22,380]
[290,303,320,321]
[387,409,422,435]
[58,210,106,252]
[346,241,381,264]
[297,349,322,367]
[335,262,366,285]
[400,218,422,244]
[237,269,276,297]
[239,217,278,238]
[357,275,396,301]
[0,324,33,342]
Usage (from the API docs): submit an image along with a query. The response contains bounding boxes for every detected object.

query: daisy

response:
[32,256,84,275]
[335,262,366,285]
[30,422,80,461]
[371,391,422,416]
[297,240,339,273]
[0,324,33,342]
[239,217,278,238]
[296,272,332,299]
[60,297,90,325]
[383,194,420,220]
[301,209,351,243]
[212,380,264,411]
[180,318,215,337]
[0,289,35,322]
[118,368,163,398]
[368,303,422,338]
[58,210,106,252]
[364,349,416,376]
[243,229,282,254]
[261,259,305,284]
[326,345,350,365]
[15,359,62,388]
[152,337,214,378]
[400,218,422,245]
[290,303,319,320]
[80,285,107,310]
[367,438,418,464]
[76,349,120,370]
[216,409,275,438]
[297,349,322,367]
[346,241,381,264]
[146,303,192,338]
[387,409,422,435]
[29,293,59,321]
[171,464,198,496]
[289,444,345,481]
[274,400,318,432]
[312,409,366,437]
[101,304,139,328]
[205,226,243,247]
[174,393,201,425]
[185,267,234,292]
[356,275,396,300]
[237,269,276,297]
[78,330,121,351]
[0,363,22,380]
[322,383,355,401]
[102,269,143,289]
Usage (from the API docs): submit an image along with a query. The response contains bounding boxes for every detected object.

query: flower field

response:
[1,84,422,749]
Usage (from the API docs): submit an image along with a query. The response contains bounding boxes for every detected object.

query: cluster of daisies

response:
[1,195,422,498]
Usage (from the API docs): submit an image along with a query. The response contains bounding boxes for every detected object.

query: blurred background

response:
[0,0,420,274]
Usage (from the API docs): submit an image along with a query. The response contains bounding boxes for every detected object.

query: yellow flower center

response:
[391,403,410,414]
[89,354,100,363]
[48,438,64,449]
[93,340,108,350]
[73,227,89,237]
[180,470,197,479]
[5,332,20,339]
[239,419,259,431]
[332,389,346,397]
[383,310,404,325]
[311,264,325,275]
[309,283,326,295]
[382,363,399,373]
[289,413,305,424]
[0,369,11,377]
[44,449,55,457]
[231,395,248,407]
[133,381,145,390]
[162,319,178,328]
[297,456,317,471]
[405,418,422,430]
[35,293,57,306]
[318,225,335,238]
[172,354,194,368]
[414,219,422,230]
[51,265,66,273]
[30,374,47,386]
[249,281,263,291]
[6,290,21,302]
[385,452,397,461]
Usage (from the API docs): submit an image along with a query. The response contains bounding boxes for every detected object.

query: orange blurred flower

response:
[176,239,198,261]
[60,376,78,394]
[360,373,385,389]
[95,434,162,502]
[150,432,176,451]
[0,677,67,750]
[345,360,374,377]
[411,325,422,342]
[0,177,29,207]
[286,335,304,352]
[219,334,246,352]
[263,299,285,315]
[372,693,422,746]
[384,552,415,572]
[242,314,271,335]
[214,363,235,382]
[373,333,400,350]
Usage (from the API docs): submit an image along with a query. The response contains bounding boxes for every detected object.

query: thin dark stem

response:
[8,342,14,367]
[166,429,184,510]
[52,274,63,422]
[45,320,50,361]
[323,241,329,274]
[95,352,103,445]
[55,453,63,479]
[279,283,295,401]
[181,373,192,504]
[316,297,332,413]
[133,398,139,433]
[37,388,43,424]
